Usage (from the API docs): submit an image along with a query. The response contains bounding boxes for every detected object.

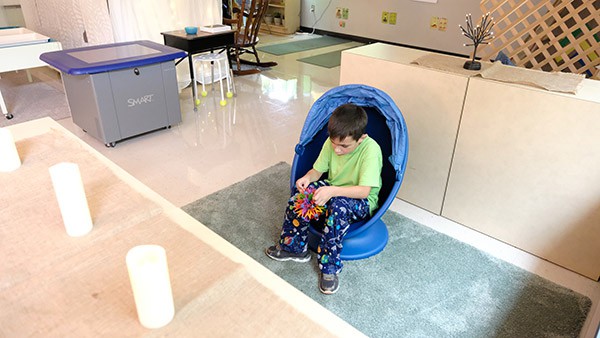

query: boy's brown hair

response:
[327,103,368,141]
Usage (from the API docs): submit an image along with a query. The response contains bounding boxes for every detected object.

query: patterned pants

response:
[278,180,370,274]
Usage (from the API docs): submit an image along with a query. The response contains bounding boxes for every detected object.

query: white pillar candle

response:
[126,245,175,329]
[48,162,93,237]
[0,128,21,172]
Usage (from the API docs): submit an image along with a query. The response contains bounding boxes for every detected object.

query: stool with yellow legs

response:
[193,51,234,107]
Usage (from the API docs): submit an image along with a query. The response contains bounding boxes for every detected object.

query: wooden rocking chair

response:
[224,0,277,75]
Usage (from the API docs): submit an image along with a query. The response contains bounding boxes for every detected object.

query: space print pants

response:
[278,180,370,275]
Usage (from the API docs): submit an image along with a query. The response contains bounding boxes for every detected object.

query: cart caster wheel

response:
[195,98,200,106]
[201,91,208,97]
[226,92,233,98]
[5,113,13,120]
[105,142,116,148]
[220,100,227,106]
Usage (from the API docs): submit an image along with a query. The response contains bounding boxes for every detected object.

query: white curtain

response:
[108,0,223,89]
[108,0,223,43]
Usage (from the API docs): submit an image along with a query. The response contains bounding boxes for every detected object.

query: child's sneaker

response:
[265,245,311,262]
[319,272,339,294]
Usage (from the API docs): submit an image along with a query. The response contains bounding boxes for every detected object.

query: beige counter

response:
[0,118,365,337]
[341,43,600,280]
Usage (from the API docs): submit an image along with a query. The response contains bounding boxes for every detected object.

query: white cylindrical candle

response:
[48,162,93,237]
[0,128,21,172]
[126,245,175,329]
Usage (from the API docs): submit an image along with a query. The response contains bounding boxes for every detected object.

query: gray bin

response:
[62,60,181,146]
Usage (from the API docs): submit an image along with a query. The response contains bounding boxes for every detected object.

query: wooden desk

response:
[161,29,235,102]
[0,118,365,337]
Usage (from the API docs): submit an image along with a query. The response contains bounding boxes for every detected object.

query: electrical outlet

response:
[310,4,315,12]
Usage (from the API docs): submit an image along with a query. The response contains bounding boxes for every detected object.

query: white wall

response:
[0,9,7,27]
[300,0,482,55]
[0,0,26,27]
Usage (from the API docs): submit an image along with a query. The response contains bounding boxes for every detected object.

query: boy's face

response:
[330,135,366,156]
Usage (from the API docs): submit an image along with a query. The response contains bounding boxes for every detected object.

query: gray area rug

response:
[0,69,70,127]
[183,162,591,338]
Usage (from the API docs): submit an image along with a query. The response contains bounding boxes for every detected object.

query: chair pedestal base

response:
[307,220,389,261]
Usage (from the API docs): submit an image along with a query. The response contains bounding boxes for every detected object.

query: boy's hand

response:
[296,169,323,193]
[313,186,335,206]
[296,176,311,193]
[313,185,371,205]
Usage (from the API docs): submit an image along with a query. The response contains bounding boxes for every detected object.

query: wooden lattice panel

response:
[480,0,600,78]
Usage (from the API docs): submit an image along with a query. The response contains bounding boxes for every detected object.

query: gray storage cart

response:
[41,40,187,147]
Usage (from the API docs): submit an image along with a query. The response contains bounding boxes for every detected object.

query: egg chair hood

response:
[294,84,408,181]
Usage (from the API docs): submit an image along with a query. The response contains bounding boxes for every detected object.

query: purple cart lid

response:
[40,40,187,75]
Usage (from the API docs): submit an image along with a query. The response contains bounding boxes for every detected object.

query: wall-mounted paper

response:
[49,162,93,237]
[0,128,21,172]
[126,245,175,329]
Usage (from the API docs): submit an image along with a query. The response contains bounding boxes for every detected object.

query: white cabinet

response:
[341,43,600,280]
[443,76,600,280]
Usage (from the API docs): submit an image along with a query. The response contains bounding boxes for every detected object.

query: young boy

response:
[265,103,382,294]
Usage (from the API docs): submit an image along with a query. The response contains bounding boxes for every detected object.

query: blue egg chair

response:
[290,84,409,260]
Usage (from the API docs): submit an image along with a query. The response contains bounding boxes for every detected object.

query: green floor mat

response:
[297,48,355,68]
[257,36,350,55]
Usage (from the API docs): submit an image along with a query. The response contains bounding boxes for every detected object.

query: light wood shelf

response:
[260,0,299,35]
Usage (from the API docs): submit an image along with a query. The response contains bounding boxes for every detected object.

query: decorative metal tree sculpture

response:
[459,13,495,70]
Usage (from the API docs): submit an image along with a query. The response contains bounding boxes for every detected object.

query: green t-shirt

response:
[313,136,383,215]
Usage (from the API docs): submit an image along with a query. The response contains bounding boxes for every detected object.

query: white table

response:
[0,27,62,119]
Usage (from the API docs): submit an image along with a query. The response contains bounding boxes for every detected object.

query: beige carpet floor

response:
[0,68,70,127]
